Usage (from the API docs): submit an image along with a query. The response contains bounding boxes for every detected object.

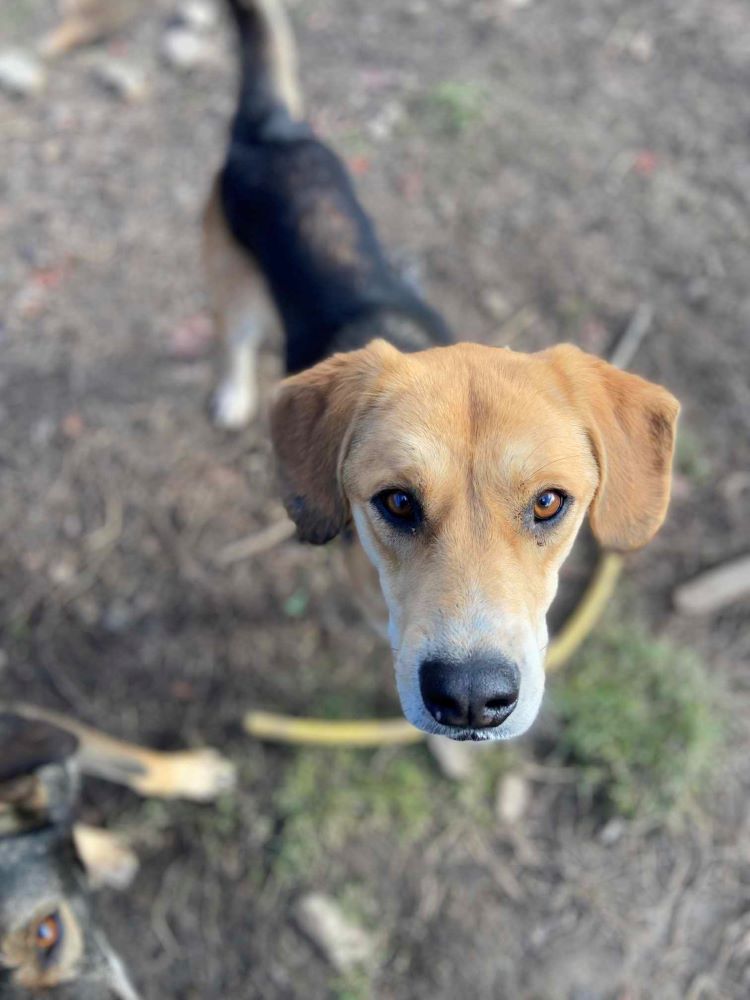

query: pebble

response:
[294,893,376,972]
[175,0,219,32]
[0,49,46,98]
[495,772,530,824]
[480,288,513,323]
[161,27,219,71]
[628,30,654,63]
[367,99,404,141]
[598,817,625,846]
[92,58,149,102]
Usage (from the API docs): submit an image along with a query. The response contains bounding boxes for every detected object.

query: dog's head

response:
[0,713,138,999]
[271,341,679,742]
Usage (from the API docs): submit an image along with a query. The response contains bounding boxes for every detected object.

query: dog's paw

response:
[74,825,140,891]
[210,379,257,430]
[165,748,237,802]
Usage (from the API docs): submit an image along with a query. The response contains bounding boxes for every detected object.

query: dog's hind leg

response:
[203,181,278,430]
[12,705,236,802]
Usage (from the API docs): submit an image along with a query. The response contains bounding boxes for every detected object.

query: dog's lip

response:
[431,726,496,742]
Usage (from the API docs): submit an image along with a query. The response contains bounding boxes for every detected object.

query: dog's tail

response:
[225,0,303,138]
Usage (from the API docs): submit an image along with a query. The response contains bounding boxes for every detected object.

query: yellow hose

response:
[243,712,423,747]
[244,552,623,746]
[545,553,622,671]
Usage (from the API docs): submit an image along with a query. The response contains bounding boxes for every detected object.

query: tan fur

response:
[13,704,235,802]
[2,901,83,990]
[203,184,281,428]
[251,0,303,119]
[39,0,143,57]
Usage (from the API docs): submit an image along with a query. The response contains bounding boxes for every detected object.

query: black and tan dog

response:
[205,0,680,743]
[0,707,234,997]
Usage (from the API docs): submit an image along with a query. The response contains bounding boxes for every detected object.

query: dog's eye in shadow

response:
[34,911,63,963]
[373,489,423,530]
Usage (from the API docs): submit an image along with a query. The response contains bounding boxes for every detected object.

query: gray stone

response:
[161,27,219,71]
[0,49,46,98]
[92,59,148,102]
[294,893,376,972]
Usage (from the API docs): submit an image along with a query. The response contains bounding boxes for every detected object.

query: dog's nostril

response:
[419,655,520,730]
[486,692,517,711]
[428,694,465,724]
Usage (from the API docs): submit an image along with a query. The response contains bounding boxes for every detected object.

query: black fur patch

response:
[220,133,452,372]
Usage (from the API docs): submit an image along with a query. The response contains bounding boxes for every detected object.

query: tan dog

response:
[208,1,680,741]
[271,341,678,740]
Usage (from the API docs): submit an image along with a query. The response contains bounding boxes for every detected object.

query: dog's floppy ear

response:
[544,344,680,551]
[270,340,399,543]
[0,713,78,786]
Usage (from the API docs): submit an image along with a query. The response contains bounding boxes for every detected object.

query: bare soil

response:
[1,0,749,997]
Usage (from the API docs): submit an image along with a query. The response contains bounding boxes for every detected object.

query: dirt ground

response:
[2,0,750,997]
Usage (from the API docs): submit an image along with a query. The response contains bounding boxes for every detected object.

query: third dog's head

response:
[0,713,138,999]
[271,341,679,741]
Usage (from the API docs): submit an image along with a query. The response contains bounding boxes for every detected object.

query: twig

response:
[673,554,750,616]
[214,518,295,566]
[609,302,654,369]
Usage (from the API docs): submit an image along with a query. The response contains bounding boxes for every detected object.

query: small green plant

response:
[420,81,487,135]
[271,740,516,883]
[331,968,373,1000]
[675,424,712,485]
[550,620,721,817]
[272,747,434,882]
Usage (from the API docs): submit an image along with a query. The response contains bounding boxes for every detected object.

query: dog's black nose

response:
[419,655,520,729]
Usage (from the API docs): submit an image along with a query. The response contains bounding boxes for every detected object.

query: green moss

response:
[271,739,516,883]
[675,424,712,485]
[330,969,374,1000]
[419,81,488,135]
[550,620,721,817]
[272,747,433,881]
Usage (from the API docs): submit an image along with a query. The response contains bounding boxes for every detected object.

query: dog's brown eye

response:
[533,490,565,522]
[34,913,62,954]
[373,489,422,530]
[384,491,414,518]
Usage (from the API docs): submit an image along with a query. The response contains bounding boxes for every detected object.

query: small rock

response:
[92,58,148,102]
[161,27,219,71]
[404,0,429,18]
[101,600,134,633]
[294,893,376,973]
[495,772,530,824]
[0,49,46,98]
[49,557,78,586]
[175,0,219,32]
[167,311,215,359]
[427,734,477,781]
[599,817,625,846]
[61,412,85,439]
[367,99,404,141]
[628,30,654,63]
[480,288,512,323]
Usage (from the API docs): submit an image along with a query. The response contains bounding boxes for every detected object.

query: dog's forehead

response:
[0,831,70,930]
[354,343,591,484]
[376,344,570,428]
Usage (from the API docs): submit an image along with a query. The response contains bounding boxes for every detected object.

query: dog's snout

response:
[419,655,520,730]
